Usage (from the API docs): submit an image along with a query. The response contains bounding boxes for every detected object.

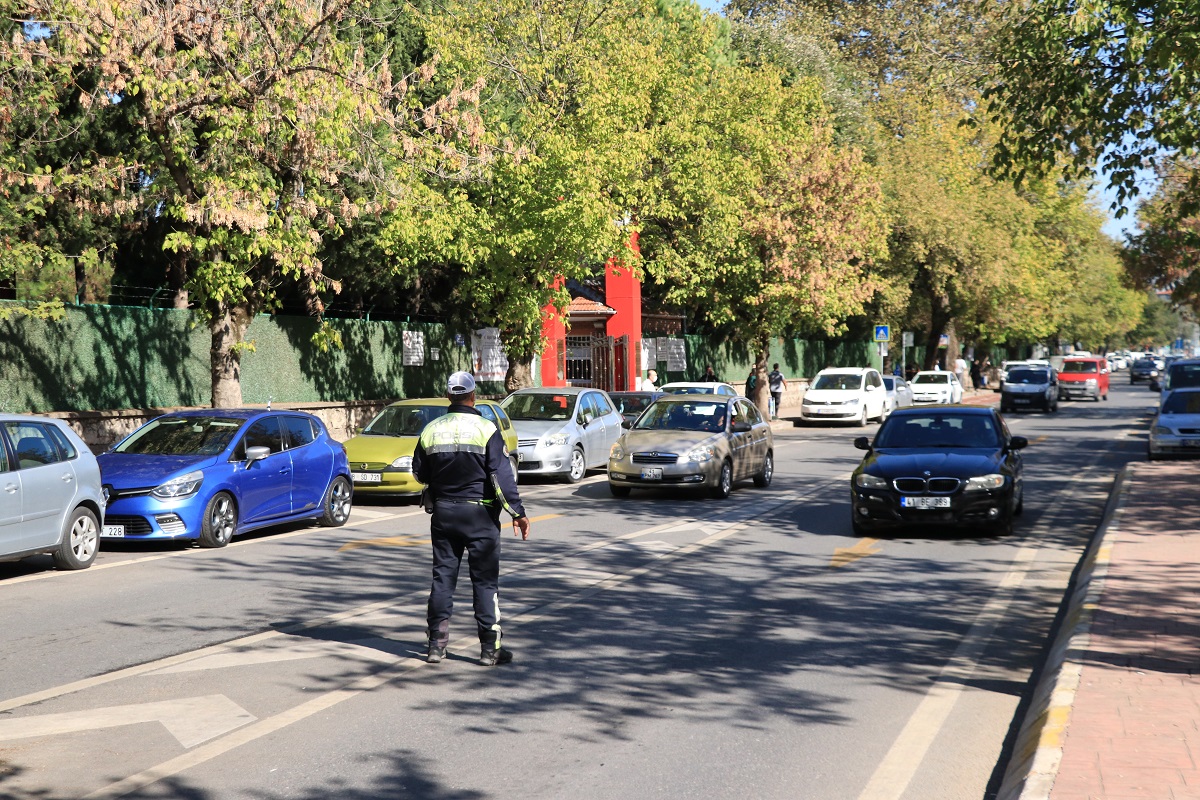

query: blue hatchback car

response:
[98,409,352,548]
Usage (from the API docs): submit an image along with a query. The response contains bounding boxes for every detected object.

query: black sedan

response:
[850,406,1028,536]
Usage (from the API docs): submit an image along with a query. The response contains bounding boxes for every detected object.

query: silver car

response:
[0,414,105,570]
[502,387,624,483]
[882,376,914,411]
[608,395,774,499]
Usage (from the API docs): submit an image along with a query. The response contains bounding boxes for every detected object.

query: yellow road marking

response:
[338,513,562,551]
[831,537,882,568]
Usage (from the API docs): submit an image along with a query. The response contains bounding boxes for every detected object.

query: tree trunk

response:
[505,355,534,393]
[210,302,251,408]
[169,250,189,309]
[923,293,952,370]
[750,336,772,418]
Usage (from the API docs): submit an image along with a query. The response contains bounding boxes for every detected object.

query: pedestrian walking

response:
[642,369,658,390]
[745,368,758,396]
[970,357,984,392]
[768,363,787,419]
[701,365,720,383]
[412,371,530,667]
[954,354,970,390]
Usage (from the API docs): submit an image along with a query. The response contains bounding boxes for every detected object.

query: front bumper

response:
[608,457,718,488]
[799,404,862,422]
[517,443,573,476]
[1003,390,1051,409]
[912,394,951,404]
[851,485,1012,530]
[350,468,423,496]
[102,494,205,540]
[1148,434,1200,457]
[1059,382,1100,400]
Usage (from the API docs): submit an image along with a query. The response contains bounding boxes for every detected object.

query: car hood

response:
[620,429,721,454]
[97,453,221,489]
[510,420,571,440]
[803,389,861,402]
[862,449,1004,479]
[344,434,416,463]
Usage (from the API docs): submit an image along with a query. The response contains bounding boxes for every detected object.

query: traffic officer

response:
[412,371,530,666]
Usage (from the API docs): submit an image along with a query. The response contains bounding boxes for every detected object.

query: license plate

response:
[1183,440,1200,448]
[1014,398,1031,404]
[640,468,663,480]
[352,472,382,483]
[901,496,951,509]
[101,525,125,538]
[816,407,840,414]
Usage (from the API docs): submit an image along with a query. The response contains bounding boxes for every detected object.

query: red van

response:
[1058,357,1109,402]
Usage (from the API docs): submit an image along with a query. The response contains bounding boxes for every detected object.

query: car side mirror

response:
[245,445,271,463]
[853,436,871,451]
[353,426,363,435]
[865,384,877,392]
[577,416,588,427]
[731,420,752,433]
[1009,436,1029,451]
[621,418,633,429]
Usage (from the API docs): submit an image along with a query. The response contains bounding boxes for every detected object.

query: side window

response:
[0,431,9,472]
[729,401,743,427]
[743,401,764,425]
[592,393,614,417]
[578,394,597,422]
[720,385,735,396]
[47,424,79,460]
[4,422,62,469]
[869,372,883,388]
[240,417,285,457]
[282,416,316,448]
[495,406,513,431]
[477,403,501,432]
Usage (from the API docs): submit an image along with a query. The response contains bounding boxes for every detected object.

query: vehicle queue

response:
[1,349,1197,573]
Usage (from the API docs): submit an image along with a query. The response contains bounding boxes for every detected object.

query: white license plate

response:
[101,525,125,538]
[816,407,840,414]
[901,496,951,509]
[351,472,382,483]
[1013,398,1031,404]
[640,468,663,480]
[1183,440,1200,448]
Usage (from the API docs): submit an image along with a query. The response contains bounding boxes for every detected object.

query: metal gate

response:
[566,334,617,392]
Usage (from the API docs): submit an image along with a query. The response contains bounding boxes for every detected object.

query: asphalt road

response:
[0,381,1160,799]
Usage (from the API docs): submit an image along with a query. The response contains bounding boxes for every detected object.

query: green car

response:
[343,398,519,496]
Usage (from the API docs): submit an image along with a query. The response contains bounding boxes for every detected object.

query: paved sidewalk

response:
[1000,462,1200,799]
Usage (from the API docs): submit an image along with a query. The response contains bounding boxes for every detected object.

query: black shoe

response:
[478,646,513,666]
[426,645,446,664]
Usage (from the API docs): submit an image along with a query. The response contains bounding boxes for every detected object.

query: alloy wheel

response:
[70,513,98,562]
[329,479,351,523]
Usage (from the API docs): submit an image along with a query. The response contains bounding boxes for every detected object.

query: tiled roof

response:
[568,296,616,316]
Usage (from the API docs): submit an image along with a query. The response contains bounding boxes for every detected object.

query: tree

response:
[1,0,483,405]
[1125,162,1200,316]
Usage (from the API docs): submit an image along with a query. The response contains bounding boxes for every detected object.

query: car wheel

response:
[319,475,353,527]
[710,460,733,499]
[609,483,631,497]
[857,407,868,427]
[509,455,519,483]
[565,447,587,483]
[52,507,100,570]
[991,511,1014,536]
[1147,449,1158,462]
[199,492,237,548]
[753,451,774,488]
[1000,402,1010,413]
[852,512,870,537]
[1014,485,1024,516]
[879,403,890,423]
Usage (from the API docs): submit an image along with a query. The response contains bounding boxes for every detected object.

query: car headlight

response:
[391,456,413,470]
[854,473,889,489]
[844,398,860,405]
[687,445,715,463]
[1152,426,1172,436]
[543,433,570,447]
[1150,370,1159,377]
[1085,378,1098,386]
[610,442,624,460]
[151,470,204,499]
[966,474,1006,491]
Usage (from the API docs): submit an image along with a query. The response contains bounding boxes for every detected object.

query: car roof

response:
[387,397,500,407]
[508,386,589,395]
[609,391,662,397]
[653,394,733,404]
[156,408,297,420]
[660,381,733,388]
[815,367,872,375]
[890,405,992,417]
[1168,358,1200,366]
[913,370,949,375]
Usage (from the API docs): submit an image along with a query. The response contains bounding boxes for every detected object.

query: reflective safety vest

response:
[417,411,520,518]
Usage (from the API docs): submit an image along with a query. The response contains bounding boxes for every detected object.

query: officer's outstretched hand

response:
[513,516,530,540]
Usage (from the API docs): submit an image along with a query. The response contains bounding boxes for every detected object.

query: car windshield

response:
[812,374,862,390]
[662,385,715,395]
[1006,368,1048,385]
[1062,361,1098,373]
[633,401,728,433]
[1134,359,1156,368]
[115,416,245,455]
[875,414,1000,448]
[502,393,574,421]
[363,405,446,436]
[612,394,656,415]
[912,373,949,385]
[1161,392,1200,414]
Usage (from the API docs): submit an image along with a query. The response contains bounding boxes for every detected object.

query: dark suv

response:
[1154,358,1200,393]
[1000,367,1058,413]
[1130,358,1161,384]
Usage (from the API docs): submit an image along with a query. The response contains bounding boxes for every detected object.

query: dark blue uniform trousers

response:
[427,501,503,650]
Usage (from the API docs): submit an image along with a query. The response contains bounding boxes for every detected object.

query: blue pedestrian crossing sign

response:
[873,324,890,343]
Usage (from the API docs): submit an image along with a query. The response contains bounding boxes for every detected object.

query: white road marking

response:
[151,640,397,674]
[0,695,254,749]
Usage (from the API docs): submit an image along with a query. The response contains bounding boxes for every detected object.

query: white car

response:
[798,367,888,425]
[910,371,964,404]
[659,381,739,397]
[0,414,105,570]
[1148,387,1200,460]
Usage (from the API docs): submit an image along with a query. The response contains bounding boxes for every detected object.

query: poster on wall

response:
[402,330,425,366]
[659,338,687,372]
[641,338,658,371]
[471,328,508,381]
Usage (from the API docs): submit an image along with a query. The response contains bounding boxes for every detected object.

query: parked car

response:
[1130,358,1160,384]
[502,387,623,483]
[98,409,352,548]
[607,391,665,424]
[607,395,773,498]
[850,406,1028,536]
[343,398,518,497]
[1058,356,1109,401]
[1000,366,1058,413]
[910,371,964,404]
[0,415,104,570]
[882,376,914,411]
[798,367,888,425]
[1148,387,1200,460]
[659,381,739,397]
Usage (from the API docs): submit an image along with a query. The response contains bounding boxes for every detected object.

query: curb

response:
[995,463,1134,800]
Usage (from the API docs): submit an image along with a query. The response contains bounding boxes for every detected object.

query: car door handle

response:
[279,468,292,475]
[4,483,16,494]
[60,474,73,483]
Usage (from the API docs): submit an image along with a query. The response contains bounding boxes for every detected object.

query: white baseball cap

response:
[447,371,476,396]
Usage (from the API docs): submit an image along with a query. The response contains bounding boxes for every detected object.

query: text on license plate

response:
[640,468,663,480]
[351,472,382,483]
[1183,439,1200,448]
[901,496,951,509]
[101,525,125,538]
